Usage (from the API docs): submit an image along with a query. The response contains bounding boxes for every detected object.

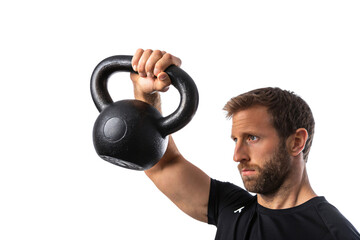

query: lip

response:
[241,169,256,177]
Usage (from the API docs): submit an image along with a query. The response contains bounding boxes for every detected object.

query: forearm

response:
[144,135,210,223]
[131,79,176,173]
[133,85,175,176]
[131,79,185,184]
[145,135,181,176]
[133,87,162,113]
[129,49,210,222]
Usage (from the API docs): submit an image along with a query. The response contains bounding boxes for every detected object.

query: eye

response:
[247,135,259,142]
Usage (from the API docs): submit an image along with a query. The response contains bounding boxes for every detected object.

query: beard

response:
[239,143,291,195]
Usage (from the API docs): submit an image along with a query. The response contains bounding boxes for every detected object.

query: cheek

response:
[250,143,278,165]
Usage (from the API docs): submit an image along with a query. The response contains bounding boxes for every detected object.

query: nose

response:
[233,140,250,163]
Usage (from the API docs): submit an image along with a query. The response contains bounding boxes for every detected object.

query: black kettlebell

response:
[91,55,199,170]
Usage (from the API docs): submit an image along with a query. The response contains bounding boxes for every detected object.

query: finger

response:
[137,49,153,77]
[154,72,171,92]
[154,53,182,75]
[154,51,166,76]
[132,48,144,72]
[145,50,163,78]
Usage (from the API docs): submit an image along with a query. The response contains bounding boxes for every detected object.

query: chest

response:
[215,206,331,240]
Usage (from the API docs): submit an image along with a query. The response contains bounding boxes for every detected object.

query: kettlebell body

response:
[93,100,167,170]
[91,55,198,171]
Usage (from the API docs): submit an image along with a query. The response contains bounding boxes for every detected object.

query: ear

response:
[287,128,308,157]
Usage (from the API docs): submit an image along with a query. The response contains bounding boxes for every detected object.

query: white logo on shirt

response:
[234,206,244,214]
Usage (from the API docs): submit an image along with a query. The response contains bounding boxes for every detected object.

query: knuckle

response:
[177,58,182,66]
[136,48,144,54]
[163,53,172,60]
[132,48,144,64]
[144,49,153,55]
[153,49,162,57]
[134,48,144,57]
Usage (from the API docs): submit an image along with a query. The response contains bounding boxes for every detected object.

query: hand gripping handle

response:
[90,55,199,137]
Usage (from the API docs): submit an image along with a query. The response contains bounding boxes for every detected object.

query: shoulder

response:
[313,197,360,240]
[209,179,253,205]
[208,178,254,225]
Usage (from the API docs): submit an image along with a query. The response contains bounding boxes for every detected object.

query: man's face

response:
[231,105,291,194]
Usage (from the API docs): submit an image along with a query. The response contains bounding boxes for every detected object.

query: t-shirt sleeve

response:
[208,178,253,225]
[317,200,360,240]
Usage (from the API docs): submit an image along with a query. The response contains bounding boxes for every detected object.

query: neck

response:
[257,164,317,209]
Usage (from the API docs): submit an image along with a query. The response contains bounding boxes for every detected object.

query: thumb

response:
[130,72,140,83]
[155,72,171,92]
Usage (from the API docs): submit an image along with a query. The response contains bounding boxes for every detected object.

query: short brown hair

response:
[223,87,315,162]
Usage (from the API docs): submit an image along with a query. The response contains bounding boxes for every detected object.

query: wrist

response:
[133,85,162,113]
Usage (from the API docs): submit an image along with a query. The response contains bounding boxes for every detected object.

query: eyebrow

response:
[231,130,260,139]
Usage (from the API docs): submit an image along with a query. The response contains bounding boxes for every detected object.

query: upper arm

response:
[145,136,211,223]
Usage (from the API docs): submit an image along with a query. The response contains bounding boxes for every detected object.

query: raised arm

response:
[130,49,211,223]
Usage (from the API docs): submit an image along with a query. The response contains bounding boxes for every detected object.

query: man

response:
[129,48,359,239]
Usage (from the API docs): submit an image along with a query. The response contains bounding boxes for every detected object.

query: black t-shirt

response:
[208,179,360,240]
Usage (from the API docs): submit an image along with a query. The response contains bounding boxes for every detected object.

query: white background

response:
[1,0,359,239]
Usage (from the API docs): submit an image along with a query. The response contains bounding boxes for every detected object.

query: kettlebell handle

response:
[90,55,199,137]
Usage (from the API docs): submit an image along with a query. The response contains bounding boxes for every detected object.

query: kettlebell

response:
[91,55,199,170]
